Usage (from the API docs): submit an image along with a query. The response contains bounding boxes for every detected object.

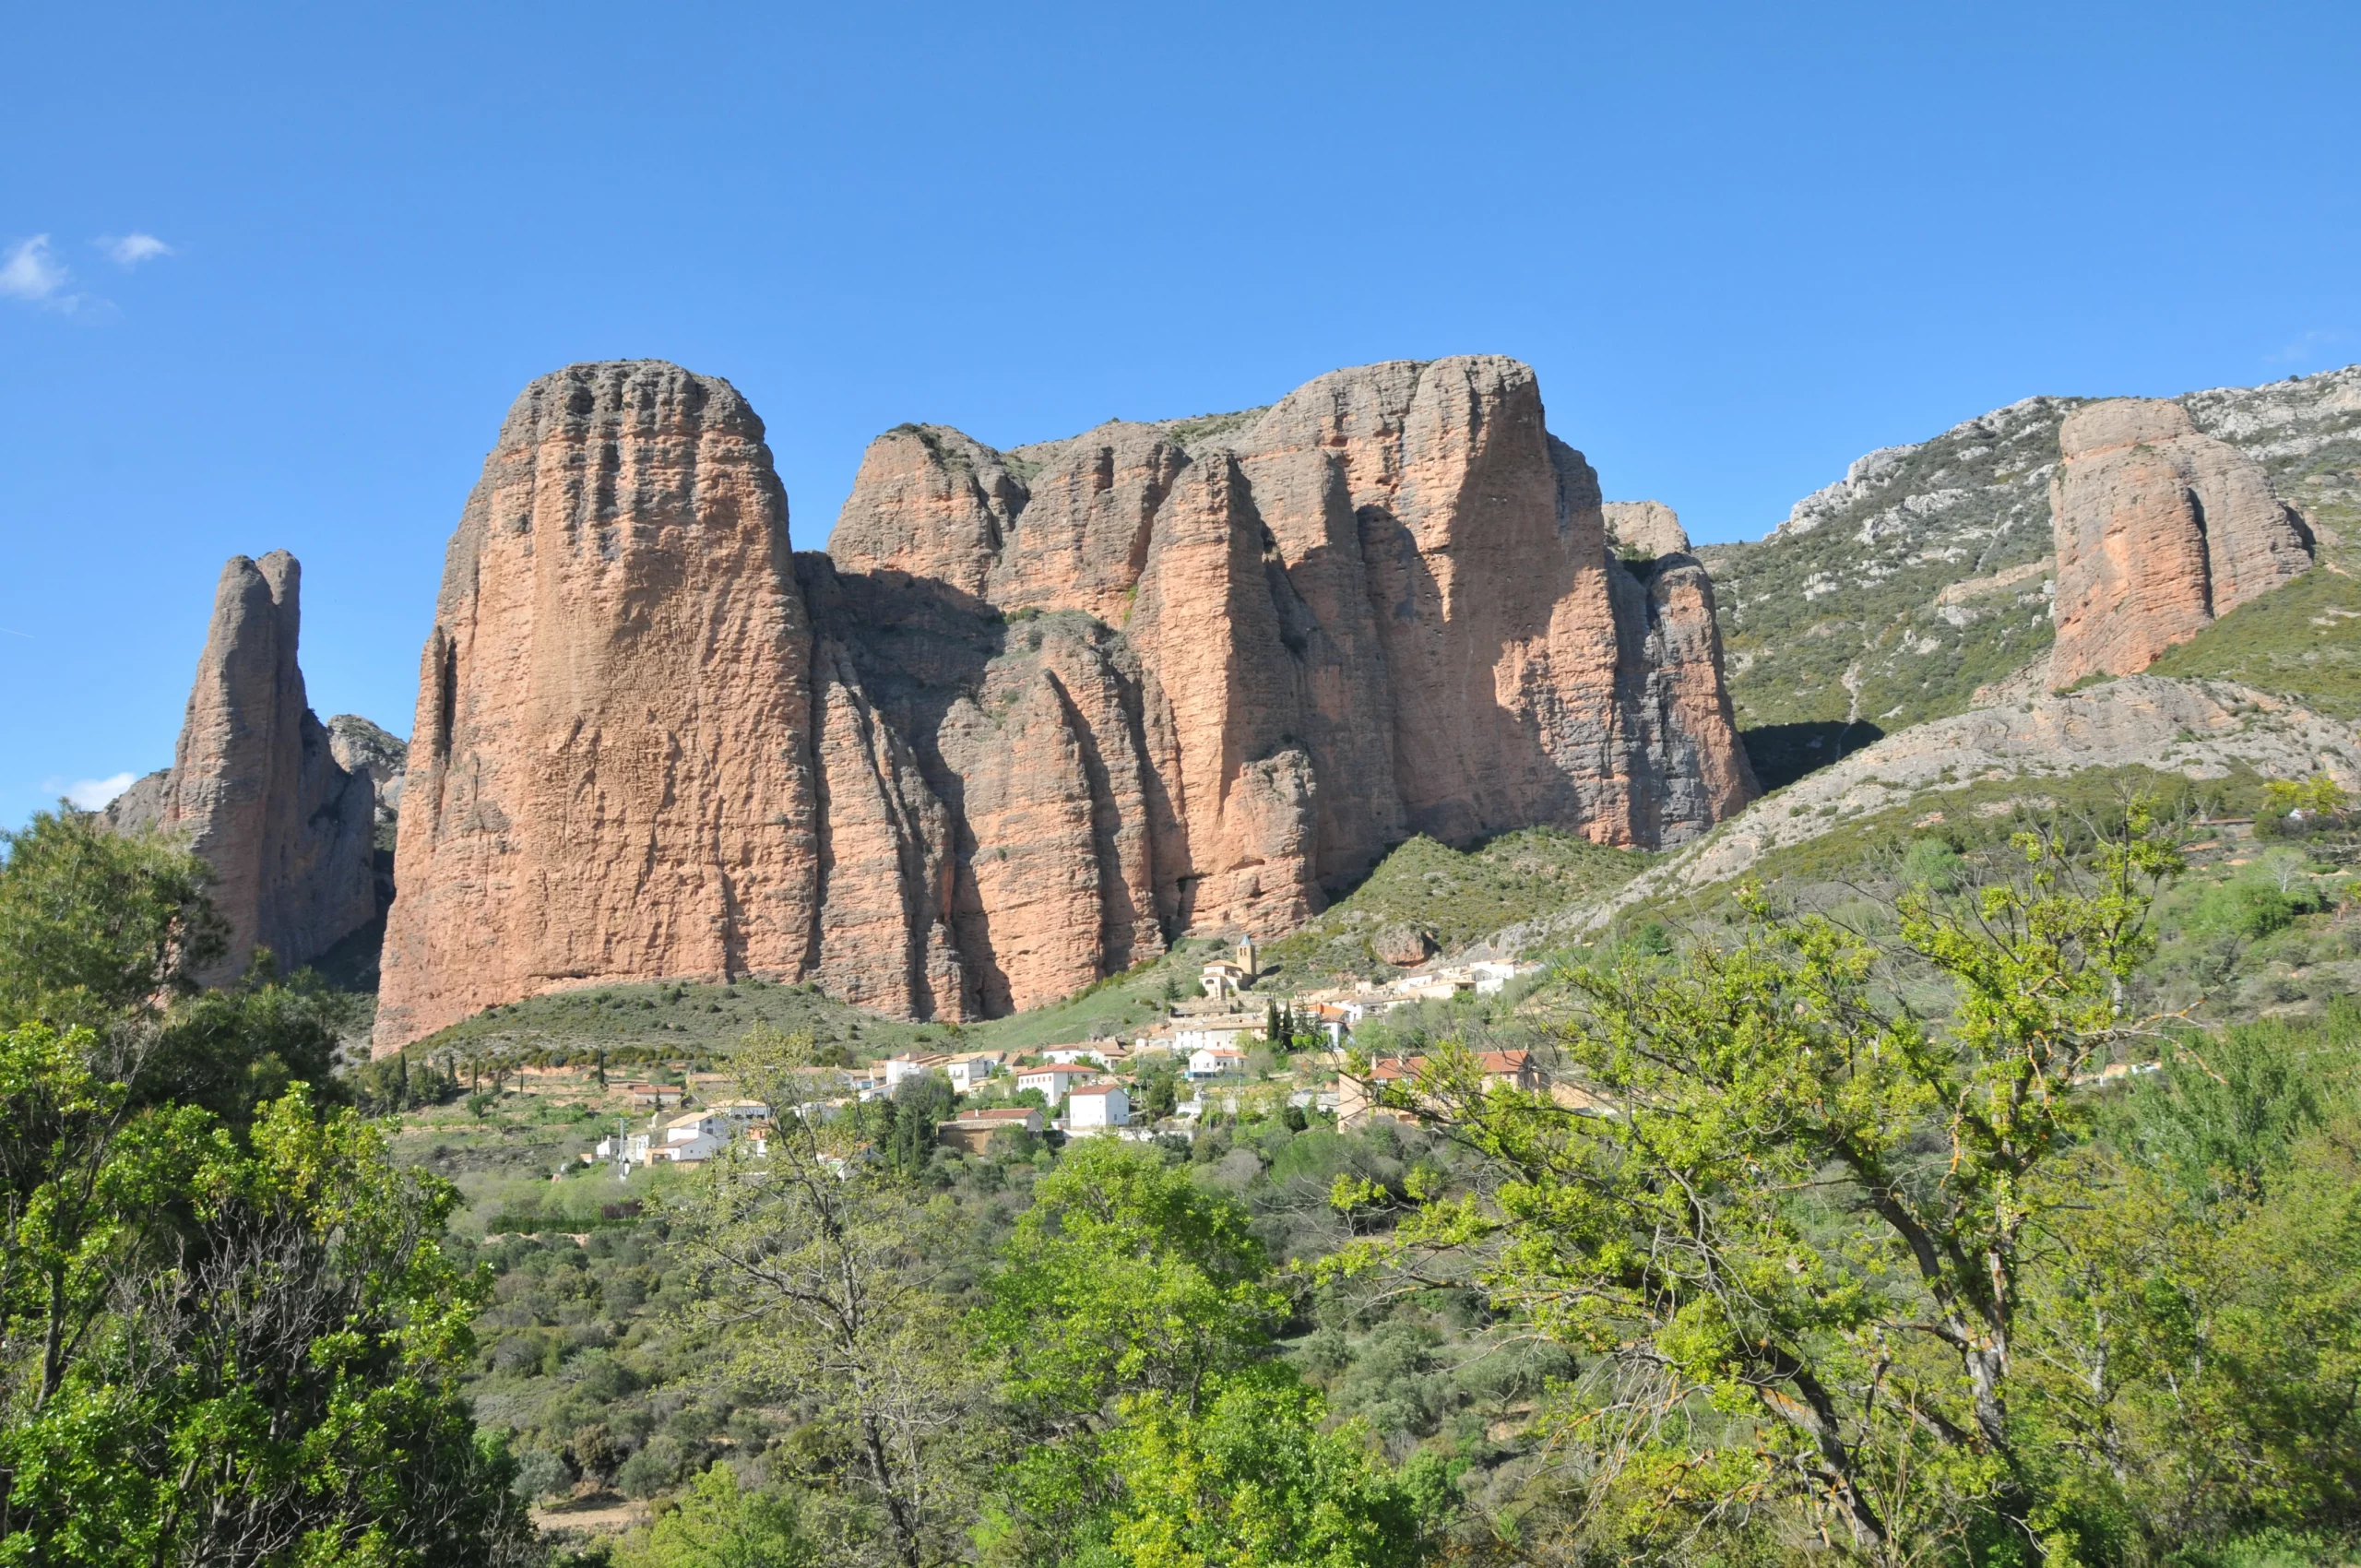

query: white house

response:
[1067,1083,1131,1133]
[1014,1063,1094,1101]
[884,1052,950,1088]
[1041,1044,1106,1066]
[1186,1044,1247,1079]
[1471,960,1531,995]
[1172,1016,1262,1055]
[655,1111,727,1162]
[944,1053,1002,1094]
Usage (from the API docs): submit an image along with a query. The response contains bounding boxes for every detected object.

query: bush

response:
[2188,880,2319,942]
[616,1435,688,1500]
[511,1445,574,1501]
[1899,835,1964,892]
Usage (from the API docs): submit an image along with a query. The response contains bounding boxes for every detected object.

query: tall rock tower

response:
[2048,398,2313,686]
[373,363,823,1053]
[107,552,378,982]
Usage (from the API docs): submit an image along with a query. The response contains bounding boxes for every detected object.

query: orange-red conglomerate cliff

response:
[371,357,1756,1055]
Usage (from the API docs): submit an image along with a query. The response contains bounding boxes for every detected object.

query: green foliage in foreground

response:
[0,809,529,1566]
[649,1034,1449,1568]
[1337,805,2361,1565]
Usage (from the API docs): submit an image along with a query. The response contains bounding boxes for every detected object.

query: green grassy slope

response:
[1259,828,1651,983]
[2147,563,2361,720]
[1597,764,2360,1029]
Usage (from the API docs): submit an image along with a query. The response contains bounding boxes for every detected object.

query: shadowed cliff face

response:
[374,357,1757,1051]
[107,552,377,983]
[825,355,1759,1001]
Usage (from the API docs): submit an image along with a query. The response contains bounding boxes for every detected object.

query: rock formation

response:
[105,552,377,981]
[1552,674,2361,944]
[373,363,824,1052]
[373,357,1759,1052]
[1603,500,1691,557]
[326,714,407,837]
[817,356,1757,1011]
[2048,398,2313,686]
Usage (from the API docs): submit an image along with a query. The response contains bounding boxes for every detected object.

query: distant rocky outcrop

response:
[1703,363,2360,783]
[1603,500,1691,557]
[373,357,1760,1052]
[2047,398,2313,686]
[326,714,407,837]
[105,552,377,981]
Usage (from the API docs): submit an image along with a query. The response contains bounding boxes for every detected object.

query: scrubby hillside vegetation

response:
[17,780,2361,1567]
[1703,363,2361,790]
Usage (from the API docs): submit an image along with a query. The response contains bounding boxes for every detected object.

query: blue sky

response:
[4,1,2356,826]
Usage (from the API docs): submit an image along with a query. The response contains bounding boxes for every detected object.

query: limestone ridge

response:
[105,552,377,982]
[372,357,1759,1053]
[2047,398,2314,685]
[1703,363,2361,775]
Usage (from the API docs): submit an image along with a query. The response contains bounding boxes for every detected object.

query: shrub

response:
[1899,835,1964,892]
[616,1435,688,1500]
[511,1445,574,1501]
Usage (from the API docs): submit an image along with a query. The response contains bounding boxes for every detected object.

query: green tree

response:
[2015,1123,2361,1559]
[1090,1366,1442,1568]
[1337,810,2184,1562]
[0,810,528,1565]
[0,808,220,1032]
[976,1139,1288,1566]
[614,1461,813,1568]
[670,1029,984,1568]
[872,1071,956,1182]
[0,1064,531,1564]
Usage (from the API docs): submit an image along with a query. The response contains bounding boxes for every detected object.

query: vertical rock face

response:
[326,714,408,836]
[371,355,1757,1051]
[1602,500,1691,558]
[825,354,1759,973]
[108,552,377,981]
[374,363,822,1052]
[2049,398,2313,685]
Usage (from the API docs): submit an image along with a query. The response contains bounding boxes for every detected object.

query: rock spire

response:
[373,362,823,1051]
[106,552,377,981]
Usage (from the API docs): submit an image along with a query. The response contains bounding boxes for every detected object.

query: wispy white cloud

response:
[0,234,74,306]
[2266,328,2349,364]
[42,772,139,810]
[101,232,174,267]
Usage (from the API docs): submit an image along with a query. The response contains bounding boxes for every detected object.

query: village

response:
[577,935,1555,1173]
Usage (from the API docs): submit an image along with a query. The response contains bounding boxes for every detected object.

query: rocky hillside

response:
[1703,362,2361,788]
[376,358,1760,1051]
[1561,674,2361,933]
